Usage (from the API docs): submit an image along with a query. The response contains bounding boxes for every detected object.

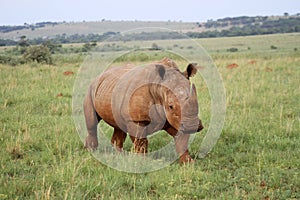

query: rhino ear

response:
[184,63,197,79]
[156,64,165,80]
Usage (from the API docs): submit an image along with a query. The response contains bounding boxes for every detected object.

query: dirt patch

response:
[63,71,74,75]
[226,63,239,69]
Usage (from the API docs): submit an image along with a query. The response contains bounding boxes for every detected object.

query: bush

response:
[270,45,278,50]
[0,55,25,66]
[150,43,161,50]
[82,42,97,52]
[23,45,53,64]
[227,47,239,52]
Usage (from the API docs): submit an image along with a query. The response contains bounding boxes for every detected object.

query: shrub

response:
[227,47,239,52]
[270,45,278,50]
[23,45,53,64]
[0,55,25,66]
[82,42,97,52]
[150,43,161,50]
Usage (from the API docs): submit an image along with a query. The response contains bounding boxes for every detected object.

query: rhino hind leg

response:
[111,129,127,151]
[83,91,100,151]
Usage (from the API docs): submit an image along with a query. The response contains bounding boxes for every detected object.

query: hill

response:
[0,21,200,40]
[0,14,299,45]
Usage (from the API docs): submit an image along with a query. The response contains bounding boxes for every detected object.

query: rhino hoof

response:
[179,151,195,164]
[84,136,98,151]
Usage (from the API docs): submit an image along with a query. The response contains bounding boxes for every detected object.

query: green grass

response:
[0,33,299,199]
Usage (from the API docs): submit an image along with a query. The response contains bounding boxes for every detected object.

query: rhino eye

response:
[169,105,173,110]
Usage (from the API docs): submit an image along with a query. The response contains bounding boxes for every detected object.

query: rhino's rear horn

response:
[156,64,165,80]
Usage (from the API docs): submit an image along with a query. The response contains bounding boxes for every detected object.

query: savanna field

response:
[0,33,299,199]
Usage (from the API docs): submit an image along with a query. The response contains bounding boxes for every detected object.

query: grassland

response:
[0,33,299,199]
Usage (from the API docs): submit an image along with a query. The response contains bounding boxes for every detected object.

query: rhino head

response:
[154,61,204,134]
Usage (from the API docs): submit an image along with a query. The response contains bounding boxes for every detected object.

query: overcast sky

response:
[1,0,299,25]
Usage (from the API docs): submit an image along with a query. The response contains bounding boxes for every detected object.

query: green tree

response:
[150,43,160,50]
[18,35,30,47]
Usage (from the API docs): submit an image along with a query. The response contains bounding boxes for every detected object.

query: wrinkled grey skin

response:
[84,58,203,163]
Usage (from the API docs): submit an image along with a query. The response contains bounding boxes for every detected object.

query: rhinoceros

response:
[83,57,203,163]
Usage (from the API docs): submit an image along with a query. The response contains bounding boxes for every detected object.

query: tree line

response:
[0,22,59,33]
[189,16,300,38]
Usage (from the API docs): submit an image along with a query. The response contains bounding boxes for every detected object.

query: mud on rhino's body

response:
[84,57,203,163]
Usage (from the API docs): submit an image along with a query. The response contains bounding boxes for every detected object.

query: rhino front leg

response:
[164,125,194,164]
[174,133,194,164]
[111,128,127,151]
[83,91,100,151]
[127,122,149,154]
[129,136,148,154]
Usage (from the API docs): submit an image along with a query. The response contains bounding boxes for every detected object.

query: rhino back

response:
[93,65,135,127]
[93,64,163,130]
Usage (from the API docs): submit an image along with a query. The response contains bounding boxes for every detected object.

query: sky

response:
[1,0,299,25]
